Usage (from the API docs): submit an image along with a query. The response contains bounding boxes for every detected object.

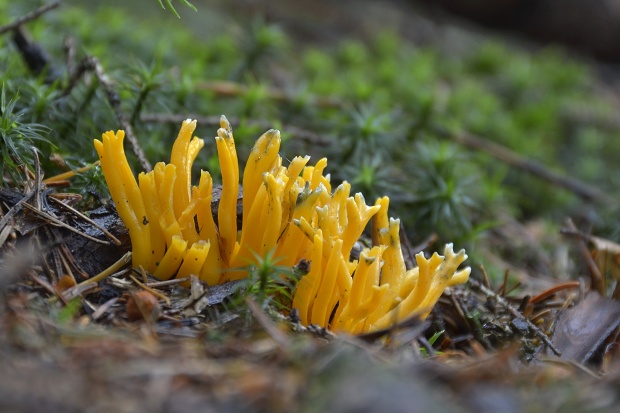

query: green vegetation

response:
[1,0,618,259]
[234,249,304,311]
[0,85,52,183]
[4,3,620,411]
[156,0,196,19]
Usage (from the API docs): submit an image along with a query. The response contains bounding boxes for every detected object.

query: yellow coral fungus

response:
[94,116,471,333]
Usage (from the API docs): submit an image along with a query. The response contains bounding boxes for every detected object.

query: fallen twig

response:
[432,124,614,204]
[539,357,600,378]
[0,190,34,233]
[58,242,89,280]
[66,57,151,171]
[30,272,58,297]
[91,297,119,321]
[47,195,121,245]
[141,112,331,145]
[563,218,604,294]
[90,57,151,171]
[32,149,43,211]
[198,80,343,109]
[63,35,76,75]
[529,281,581,305]
[76,251,132,286]
[0,1,60,35]
[245,296,292,349]
[449,290,493,349]
[468,277,562,356]
[130,271,170,305]
[145,277,191,288]
[61,281,98,301]
[22,202,110,245]
[398,221,417,270]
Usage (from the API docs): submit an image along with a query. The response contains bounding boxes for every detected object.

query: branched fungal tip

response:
[94,118,470,333]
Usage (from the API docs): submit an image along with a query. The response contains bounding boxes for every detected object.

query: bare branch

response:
[0,1,60,35]
[433,124,615,204]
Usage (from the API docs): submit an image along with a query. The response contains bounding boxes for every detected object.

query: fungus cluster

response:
[94,117,470,333]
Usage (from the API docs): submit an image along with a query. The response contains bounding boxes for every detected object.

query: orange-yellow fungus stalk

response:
[94,116,470,334]
[215,119,239,264]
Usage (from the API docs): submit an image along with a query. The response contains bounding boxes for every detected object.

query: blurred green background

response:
[3,0,620,282]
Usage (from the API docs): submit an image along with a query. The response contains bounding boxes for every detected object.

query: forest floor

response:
[2,1,620,412]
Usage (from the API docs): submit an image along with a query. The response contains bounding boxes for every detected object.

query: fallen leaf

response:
[550,292,620,363]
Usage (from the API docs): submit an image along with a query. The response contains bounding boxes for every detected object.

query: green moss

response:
[2,0,619,249]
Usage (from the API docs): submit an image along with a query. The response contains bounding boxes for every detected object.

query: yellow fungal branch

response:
[215,116,239,264]
[94,117,471,334]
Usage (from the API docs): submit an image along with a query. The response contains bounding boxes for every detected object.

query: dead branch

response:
[140,113,221,126]
[140,112,330,145]
[0,190,35,233]
[245,296,292,349]
[563,218,605,294]
[0,1,60,35]
[11,26,59,81]
[198,80,343,109]
[21,203,110,245]
[63,36,76,75]
[47,196,121,246]
[432,124,615,204]
[468,277,563,356]
[91,57,151,170]
[66,57,151,171]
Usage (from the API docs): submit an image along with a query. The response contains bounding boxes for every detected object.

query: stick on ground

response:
[468,277,562,356]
